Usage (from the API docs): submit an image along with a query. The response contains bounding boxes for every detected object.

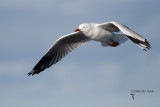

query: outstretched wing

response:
[28,31,90,76]
[98,21,151,51]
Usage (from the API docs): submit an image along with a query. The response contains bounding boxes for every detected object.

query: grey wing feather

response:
[98,21,151,51]
[28,31,90,76]
[98,22,120,32]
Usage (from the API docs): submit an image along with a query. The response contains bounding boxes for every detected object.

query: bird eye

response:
[83,26,86,28]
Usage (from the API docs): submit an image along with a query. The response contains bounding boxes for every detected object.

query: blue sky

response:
[0,0,160,107]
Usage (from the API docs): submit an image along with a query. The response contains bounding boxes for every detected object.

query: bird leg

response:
[106,39,119,47]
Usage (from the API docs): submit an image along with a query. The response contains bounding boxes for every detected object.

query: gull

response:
[28,21,151,76]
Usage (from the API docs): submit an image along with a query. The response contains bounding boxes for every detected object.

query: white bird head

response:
[75,23,90,34]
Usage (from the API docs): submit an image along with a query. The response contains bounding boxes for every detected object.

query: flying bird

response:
[28,21,151,76]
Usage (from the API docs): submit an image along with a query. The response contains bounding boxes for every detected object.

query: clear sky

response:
[0,0,160,107]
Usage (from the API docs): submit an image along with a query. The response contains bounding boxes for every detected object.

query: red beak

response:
[75,28,80,32]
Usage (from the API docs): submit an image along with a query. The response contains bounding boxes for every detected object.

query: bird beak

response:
[75,29,80,32]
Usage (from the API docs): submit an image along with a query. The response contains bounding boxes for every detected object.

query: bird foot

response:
[106,39,119,47]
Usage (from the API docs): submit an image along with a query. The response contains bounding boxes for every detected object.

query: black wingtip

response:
[27,68,44,76]
[27,70,38,76]
[28,55,54,76]
[144,39,151,49]
[126,35,151,51]
[27,70,34,76]
[143,49,147,51]
[27,72,31,76]
[141,39,151,51]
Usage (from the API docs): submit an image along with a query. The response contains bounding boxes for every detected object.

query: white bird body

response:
[28,21,151,76]
[79,23,113,42]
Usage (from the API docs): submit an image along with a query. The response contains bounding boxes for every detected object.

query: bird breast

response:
[85,26,113,42]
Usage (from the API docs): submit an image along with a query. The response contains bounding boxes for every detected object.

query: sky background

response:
[0,0,160,107]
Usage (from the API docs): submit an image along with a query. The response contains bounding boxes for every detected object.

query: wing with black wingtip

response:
[28,31,90,76]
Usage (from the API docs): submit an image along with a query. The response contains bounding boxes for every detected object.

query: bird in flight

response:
[28,21,151,76]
